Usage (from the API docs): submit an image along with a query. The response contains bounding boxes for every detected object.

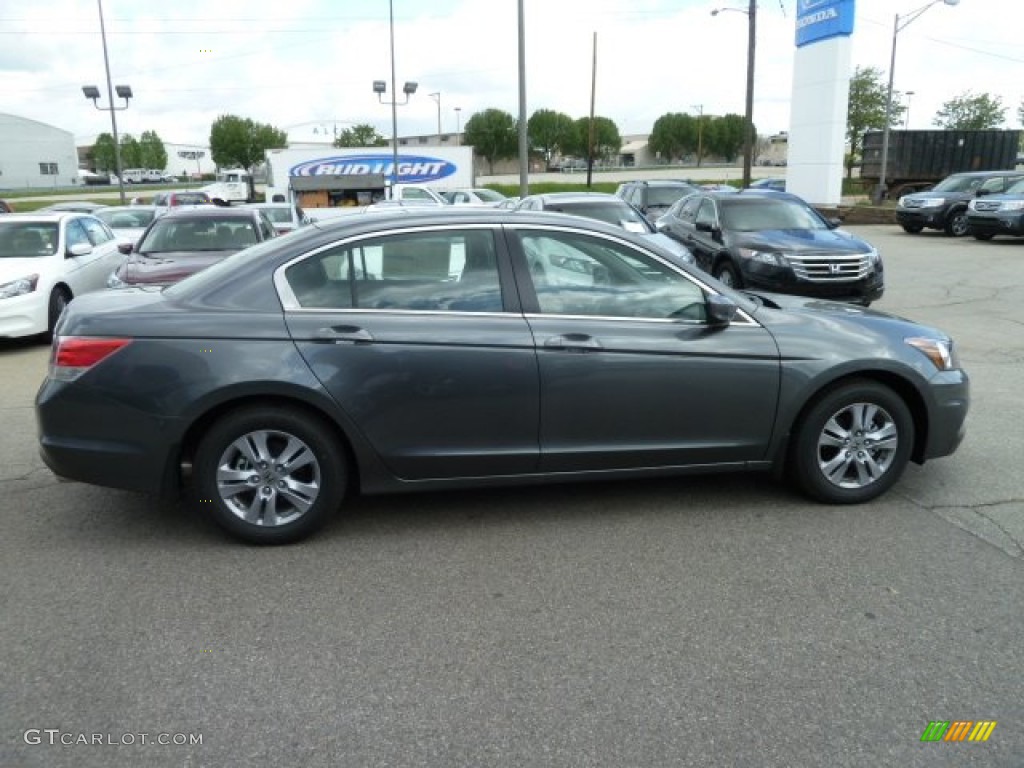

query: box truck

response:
[264,146,475,220]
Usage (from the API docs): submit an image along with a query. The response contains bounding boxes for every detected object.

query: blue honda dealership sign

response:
[795,0,855,47]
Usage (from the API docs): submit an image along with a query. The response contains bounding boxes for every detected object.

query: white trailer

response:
[264,146,475,218]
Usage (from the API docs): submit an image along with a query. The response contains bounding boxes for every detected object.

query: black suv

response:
[895,170,1024,237]
[655,190,884,305]
[615,179,700,224]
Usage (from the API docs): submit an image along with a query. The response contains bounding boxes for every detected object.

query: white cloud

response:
[3,0,1021,153]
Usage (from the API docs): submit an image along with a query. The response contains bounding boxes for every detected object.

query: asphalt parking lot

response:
[2,225,1022,767]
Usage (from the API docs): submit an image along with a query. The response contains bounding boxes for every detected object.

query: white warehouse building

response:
[0,113,79,190]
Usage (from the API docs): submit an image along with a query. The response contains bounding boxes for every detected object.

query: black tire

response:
[46,286,70,341]
[943,208,969,237]
[973,233,994,241]
[194,406,347,544]
[901,224,924,234]
[713,259,743,289]
[790,380,913,504]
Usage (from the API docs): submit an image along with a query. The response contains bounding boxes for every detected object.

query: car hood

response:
[746,290,950,352]
[730,227,872,255]
[901,190,970,202]
[641,232,695,264]
[119,249,240,286]
[0,256,59,282]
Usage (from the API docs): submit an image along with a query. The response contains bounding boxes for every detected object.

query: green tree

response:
[139,130,168,171]
[92,132,117,173]
[462,108,517,174]
[846,66,905,179]
[119,134,142,169]
[705,114,751,163]
[562,116,621,163]
[648,112,697,163]
[527,109,574,165]
[210,114,288,199]
[333,123,388,147]
[932,91,1006,130]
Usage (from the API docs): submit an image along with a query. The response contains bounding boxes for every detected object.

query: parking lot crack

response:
[904,495,1024,559]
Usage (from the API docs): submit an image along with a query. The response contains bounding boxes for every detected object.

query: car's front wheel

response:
[46,286,70,341]
[713,259,742,289]
[944,208,969,237]
[791,380,913,504]
[194,406,347,544]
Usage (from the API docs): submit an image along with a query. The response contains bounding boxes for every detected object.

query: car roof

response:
[621,179,698,187]
[157,206,258,220]
[946,170,1022,178]
[99,204,160,212]
[0,211,85,223]
[528,192,624,204]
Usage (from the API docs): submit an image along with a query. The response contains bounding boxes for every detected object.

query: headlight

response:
[0,274,39,299]
[737,248,784,266]
[106,270,125,289]
[906,336,957,371]
[917,198,945,208]
[865,247,881,264]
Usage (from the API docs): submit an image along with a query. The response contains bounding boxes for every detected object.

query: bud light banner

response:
[795,0,855,47]
[289,154,457,184]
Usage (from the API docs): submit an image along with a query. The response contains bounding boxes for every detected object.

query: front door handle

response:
[544,333,602,351]
[315,325,374,343]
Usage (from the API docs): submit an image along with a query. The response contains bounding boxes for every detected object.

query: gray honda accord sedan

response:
[36,209,969,544]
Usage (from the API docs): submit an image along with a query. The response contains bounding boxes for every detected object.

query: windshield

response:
[551,202,653,233]
[97,209,156,229]
[259,207,294,224]
[648,186,695,207]
[932,175,987,193]
[474,189,505,202]
[0,222,59,258]
[164,236,283,299]
[138,216,259,253]
[720,199,826,231]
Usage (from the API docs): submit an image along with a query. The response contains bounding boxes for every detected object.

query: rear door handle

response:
[544,333,602,351]
[315,325,374,343]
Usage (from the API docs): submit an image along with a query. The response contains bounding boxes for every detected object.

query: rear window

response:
[170,192,210,206]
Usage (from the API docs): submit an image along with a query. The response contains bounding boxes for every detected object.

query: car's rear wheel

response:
[944,208,969,237]
[973,232,994,241]
[194,406,347,544]
[46,286,70,341]
[713,259,742,289]
[901,224,923,234]
[791,380,913,504]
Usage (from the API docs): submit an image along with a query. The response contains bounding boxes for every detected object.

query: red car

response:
[109,207,276,288]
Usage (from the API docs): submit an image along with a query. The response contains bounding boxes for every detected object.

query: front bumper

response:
[740,262,885,304]
[0,290,49,338]
[966,213,1024,236]
[922,369,970,461]
[896,208,948,229]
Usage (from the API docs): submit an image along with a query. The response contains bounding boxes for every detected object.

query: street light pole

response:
[742,0,756,189]
[454,107,462,145]
[710,2,756,188]
[691,104,704,168]
[429,92,441,135]
[905,91,915,128]
[873,0,960,205]
[84,0,131,205]
[374,0,417,192]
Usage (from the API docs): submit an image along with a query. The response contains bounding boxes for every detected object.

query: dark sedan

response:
[37,209,968,544]
[965,177,1024,240]
[655,190,884,305]
[108,206,276,287]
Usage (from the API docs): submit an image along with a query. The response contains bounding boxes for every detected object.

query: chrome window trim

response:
[274,222,503,312]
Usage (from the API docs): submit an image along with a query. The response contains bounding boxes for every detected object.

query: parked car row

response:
[34,206,968,544]
[896,170,1024,239]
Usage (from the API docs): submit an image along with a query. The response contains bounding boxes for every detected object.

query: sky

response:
[3,0,1022,150]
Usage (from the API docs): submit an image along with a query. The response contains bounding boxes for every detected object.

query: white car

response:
[240,202,309,235]
[95,205,159,247]
[445,188,508,207]
[0,213,124,338]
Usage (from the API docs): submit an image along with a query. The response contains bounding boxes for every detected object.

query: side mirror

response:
[67,242,92,258]
[975,189,991,197]
[706,293,739,327]
[117,242,133,255]
[827,217,842,229]
[695,221,714,233]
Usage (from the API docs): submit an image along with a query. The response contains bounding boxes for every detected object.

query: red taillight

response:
[51,337,132,381]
